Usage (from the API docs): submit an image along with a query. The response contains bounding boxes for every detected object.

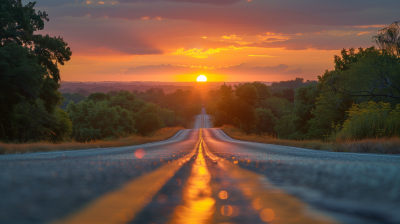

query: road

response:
[0,109,399,224]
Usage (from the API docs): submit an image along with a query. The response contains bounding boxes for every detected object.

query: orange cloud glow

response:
[31,0,397,82]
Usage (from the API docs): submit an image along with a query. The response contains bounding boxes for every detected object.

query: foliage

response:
[250,81,271,99]
[274,115,296,139]
[328,47,400,101]
[0,0,71,142]
[308,45,400,140]
[67,100,136,141]
[136,88,202,126]
[292,84,319,138]
[373,21,400,56]
[335,102,400,140]
[205,101,217,116]
[60,92,86,110]
[0,99,72,142]
[307,70,352,139]
[86,92,109,102]
[255,108,276,135]
[262,97,293,119]
[133,103,166,136]
[271,78,317,89]
[220,125,400,154]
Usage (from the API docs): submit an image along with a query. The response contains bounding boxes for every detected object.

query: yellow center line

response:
[202,137,340,224]
[50,140,199,224]
[168,129,216,224]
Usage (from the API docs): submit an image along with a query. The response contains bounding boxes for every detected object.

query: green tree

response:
[255,108,276,135]
[109,90,146,113]
[250,81,271,99]
[0,0,72,142]
[86,92,110,102]
[373,21,400,56]
[67,101,135,141]
[234,83,259,133]
[292,84,319,138]
[60,92,86,110]
[262,97,293,119]
[235,83,259,107]
[133,104,165,136]
[274,115,296,139]
[328,47,400,101]
[205,101,217,116]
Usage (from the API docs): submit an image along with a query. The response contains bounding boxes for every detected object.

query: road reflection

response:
[170,137,215,224]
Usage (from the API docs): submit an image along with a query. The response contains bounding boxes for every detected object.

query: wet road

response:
[1,109,400,224]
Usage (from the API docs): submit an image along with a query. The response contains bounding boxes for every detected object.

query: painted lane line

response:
[168,129,215,224]
[51,139,199,224]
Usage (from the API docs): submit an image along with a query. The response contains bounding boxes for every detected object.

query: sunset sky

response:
[26,0,400,82]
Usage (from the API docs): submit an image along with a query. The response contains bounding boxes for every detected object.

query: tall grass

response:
[334,102,400,140]
[220,125,400,154]
[0,127,184,155]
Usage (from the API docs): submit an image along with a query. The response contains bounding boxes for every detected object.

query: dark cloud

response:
[38,0,399,37]
[39,16,163,55]
[27,0,399,55]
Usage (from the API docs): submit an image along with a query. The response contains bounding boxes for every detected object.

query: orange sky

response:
[28,0,399,82]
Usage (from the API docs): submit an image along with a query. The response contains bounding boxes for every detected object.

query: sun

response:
[196,75,207,82]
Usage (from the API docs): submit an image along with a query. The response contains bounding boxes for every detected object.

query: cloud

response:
[37,16,163,56]
[172,46,243,58]
[246,31,377,50]
[31,0,398,53]
[119,0,242,5]
[122,63,302,76]
[248,55,277,57]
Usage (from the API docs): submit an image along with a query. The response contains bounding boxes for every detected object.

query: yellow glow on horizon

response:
[196,75,207,82]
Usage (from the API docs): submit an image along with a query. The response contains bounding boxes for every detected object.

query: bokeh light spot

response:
[260,208,275,222]
[134,148,145,159]
[119,208,134,222]
[220,205,233,216]
[218,190,228,200]
[251,198,262,210]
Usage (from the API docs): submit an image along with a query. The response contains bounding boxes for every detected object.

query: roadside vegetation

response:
[0,1,200,154]
[0,127,183,155]
[221,125,400,154]
[207,22,400,154]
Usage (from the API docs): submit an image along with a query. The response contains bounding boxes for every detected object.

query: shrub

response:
[335,102,400,140]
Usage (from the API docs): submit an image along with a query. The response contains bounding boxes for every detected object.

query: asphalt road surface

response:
[1,108,399,224]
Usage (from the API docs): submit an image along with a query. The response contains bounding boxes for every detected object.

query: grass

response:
[220,125,400,154]
[0,127,184,155]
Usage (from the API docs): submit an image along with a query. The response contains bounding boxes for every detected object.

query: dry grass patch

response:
[220,125,400,154]
[0,127,184,155]
[334,138,400,154]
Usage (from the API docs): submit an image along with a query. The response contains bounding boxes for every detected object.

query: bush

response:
[274,114,296,139]
[335,102,400,140]
[255,108,277,135]
[67,100,136,141]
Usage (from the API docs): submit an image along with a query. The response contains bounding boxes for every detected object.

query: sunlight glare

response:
[196,75,207,82]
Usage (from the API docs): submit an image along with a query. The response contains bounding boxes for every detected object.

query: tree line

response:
[207,22,400,141]
[0,1,202,143]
